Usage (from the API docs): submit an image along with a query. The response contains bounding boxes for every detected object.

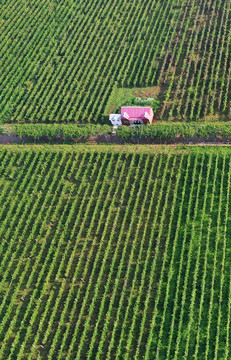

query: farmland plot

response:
[0,145,231,359]
[0,0,231,123]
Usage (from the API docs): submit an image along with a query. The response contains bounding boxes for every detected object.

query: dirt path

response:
[1,133,231,146]
[0,134,30,144]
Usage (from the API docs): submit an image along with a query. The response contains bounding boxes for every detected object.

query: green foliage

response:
[116,122,231,140]
[152,97,161,113]
[117,97,160,112]
[124,98,153,107]
[107,85,160,114]
[0,146,231,358]
[3,122,231,143]
[3,124,111,140]
[1,0,230,122]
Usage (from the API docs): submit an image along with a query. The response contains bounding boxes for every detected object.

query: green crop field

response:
[1,145,231,359]
[1,0,231,123]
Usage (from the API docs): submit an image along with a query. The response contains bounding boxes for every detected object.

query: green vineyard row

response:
[1,0,231,123]
[4,122,231,142]
[0,145,231,359]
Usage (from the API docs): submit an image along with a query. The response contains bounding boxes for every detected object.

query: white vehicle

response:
[109,114,122,128]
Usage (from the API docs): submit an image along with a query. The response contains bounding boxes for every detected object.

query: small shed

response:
[121,106,154,125]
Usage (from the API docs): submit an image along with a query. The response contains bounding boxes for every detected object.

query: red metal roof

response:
[121,106,153,120]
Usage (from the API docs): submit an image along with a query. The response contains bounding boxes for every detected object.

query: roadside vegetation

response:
[3,123,231,143]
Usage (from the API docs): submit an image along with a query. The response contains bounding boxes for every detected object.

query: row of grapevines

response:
[2,0,231,122]
[1,146,231,358]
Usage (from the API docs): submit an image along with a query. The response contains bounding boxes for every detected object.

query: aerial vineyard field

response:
[0,145,231,359]
[1,0,231,123]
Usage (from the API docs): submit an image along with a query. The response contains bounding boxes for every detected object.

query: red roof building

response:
[121,106,154,125]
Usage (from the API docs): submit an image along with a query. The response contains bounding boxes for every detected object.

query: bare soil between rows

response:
[1,133,231,146]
